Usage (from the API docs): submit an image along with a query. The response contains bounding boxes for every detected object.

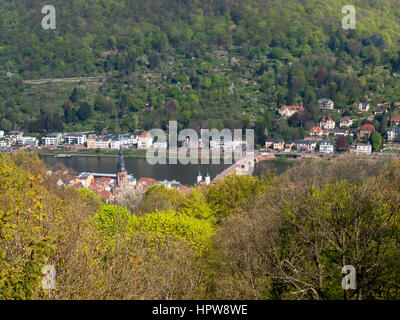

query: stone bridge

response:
[213,151,270,182]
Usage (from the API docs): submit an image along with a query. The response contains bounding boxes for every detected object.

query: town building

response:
[387,127,400,142]
[6,130,23,143]
[137,177,156,192]
[158,180,182,189]
[374,108,386,116]
[339,117,353,128]
[333,128,349,136]
[320,115,336,131]
[318,98,334,110]
[0,139,11,148]
[95,134,114,149]
[0,131,4,138]
[310,126,323,137]
[17,136,38,146]
[41,133,62,146]
[86,135,96,149]
[284,141,295,152]
[279,105,304,117]
[137,131,153,150]
[390,115,400,127]
[65,134,86,145]
[351,142,372,155]
[359,102,370,112]
[319,140,334,153]
[119,134,137,146]
[296,139,317,151]
[110,137,121,149]
[359,124,375,139]
[265,138,285,151]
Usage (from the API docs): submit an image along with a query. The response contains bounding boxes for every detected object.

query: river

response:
[40,155,292,186]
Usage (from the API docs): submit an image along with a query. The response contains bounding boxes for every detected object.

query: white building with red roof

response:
[339,117,353,128]
[137,131,153,150]
[390,115,400,127]
[359,124,375,139]
[310,126,323,137]
[320,115,335,131]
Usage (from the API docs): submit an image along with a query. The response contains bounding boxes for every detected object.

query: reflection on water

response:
[40,156,230,186]
[40,156,293,186]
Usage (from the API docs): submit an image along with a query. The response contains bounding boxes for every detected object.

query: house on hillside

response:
[333,128,349,136]
[319,140,334,153]
[374,108,387,116]
[279,105,304,117]
[359,102,370,112]
[320,116,335,131]
[310,126,323,138]
[390,115,400,127]
[387,127,400,142]
[359,124,375,139]
[339,117,353,128]
[318,98,334,110]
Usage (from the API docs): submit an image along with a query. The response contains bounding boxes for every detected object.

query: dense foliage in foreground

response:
[1,152,400,299]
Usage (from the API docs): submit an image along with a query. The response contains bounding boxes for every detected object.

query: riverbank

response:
[38,149,148,158]
[38,149,239,160]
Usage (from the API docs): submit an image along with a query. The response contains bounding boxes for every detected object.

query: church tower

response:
[117,147,128,186]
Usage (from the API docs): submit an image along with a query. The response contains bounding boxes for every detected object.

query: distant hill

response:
[1,0,400,141]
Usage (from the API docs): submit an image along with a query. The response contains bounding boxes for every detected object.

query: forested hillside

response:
[1,0,400,141]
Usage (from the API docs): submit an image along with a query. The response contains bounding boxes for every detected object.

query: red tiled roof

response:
[391,115,400,122]
[340,117,350,122]
[310,126,323,132]
[139,177,156,185]
[321,115,333,122]
[139,131,151,138]
[98,190,112,199]
[360,124,375,131]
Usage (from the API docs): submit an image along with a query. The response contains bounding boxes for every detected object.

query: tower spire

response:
[116,146,128,186]
[117,146,126,173]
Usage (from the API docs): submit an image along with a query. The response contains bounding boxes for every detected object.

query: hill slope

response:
[0,0,400,141]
